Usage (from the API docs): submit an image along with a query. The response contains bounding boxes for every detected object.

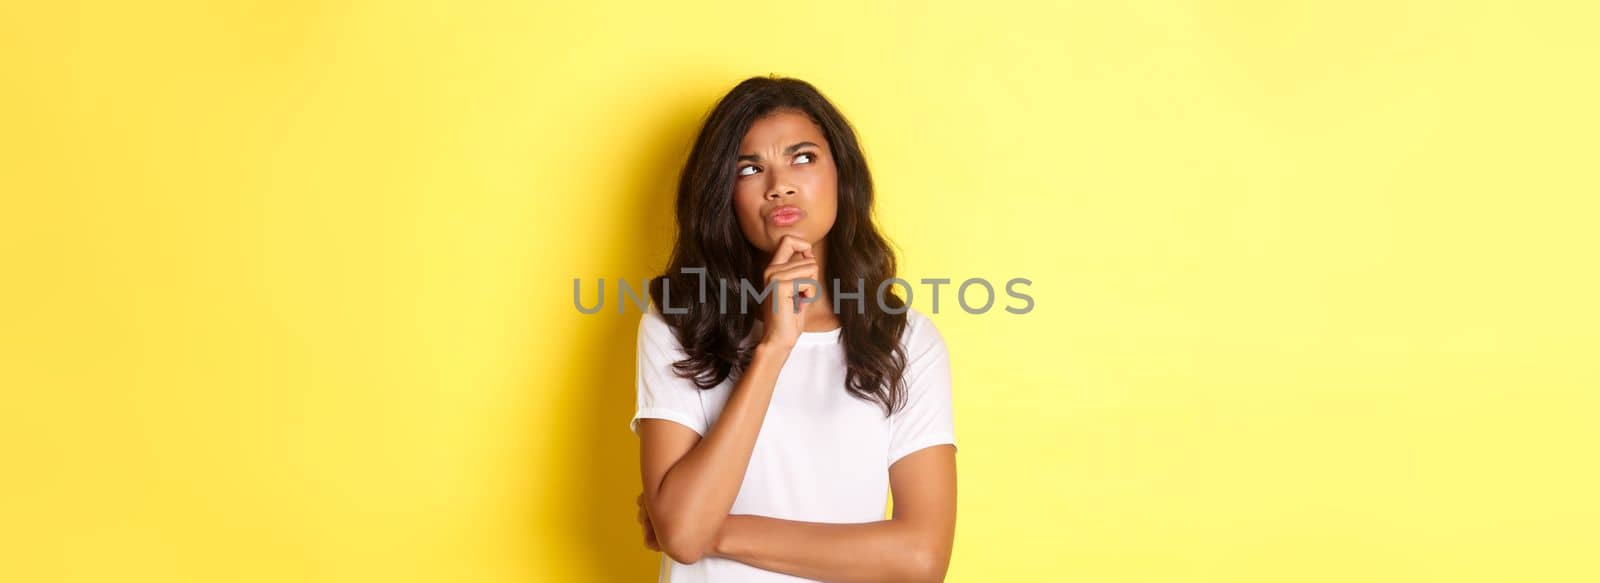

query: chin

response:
[770,230,813,245]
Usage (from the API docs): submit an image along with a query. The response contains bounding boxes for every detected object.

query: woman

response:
[631,75,957,582]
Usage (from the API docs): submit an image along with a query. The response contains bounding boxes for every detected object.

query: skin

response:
[635,109,958,582]
[733,108,842,339]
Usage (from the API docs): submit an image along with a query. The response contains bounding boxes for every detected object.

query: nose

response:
[765,181,797,200]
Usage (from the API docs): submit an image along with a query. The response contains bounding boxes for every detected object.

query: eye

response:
[738,165,760,177]
[794,152,815,164]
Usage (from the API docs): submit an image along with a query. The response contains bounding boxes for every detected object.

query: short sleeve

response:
[630,309,710,436]
[887,309,957,466]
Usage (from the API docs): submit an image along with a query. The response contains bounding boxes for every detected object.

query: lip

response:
[766,205,805,227]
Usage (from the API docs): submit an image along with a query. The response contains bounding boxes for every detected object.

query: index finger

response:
[770,235,812,265]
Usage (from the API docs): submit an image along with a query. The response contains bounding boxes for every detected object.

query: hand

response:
[759,234,819,349]
[636,493,660,552]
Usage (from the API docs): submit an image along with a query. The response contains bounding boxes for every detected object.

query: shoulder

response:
[895,308,954,406]
[901,307,948,359]
[637,305,683,352]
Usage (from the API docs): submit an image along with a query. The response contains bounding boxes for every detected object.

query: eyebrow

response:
[737,141,821,163]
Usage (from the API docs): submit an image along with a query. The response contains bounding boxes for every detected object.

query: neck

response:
[803,288,843,332]
[803,238,841,331]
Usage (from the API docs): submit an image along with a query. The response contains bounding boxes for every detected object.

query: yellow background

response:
[3,1,1596,581]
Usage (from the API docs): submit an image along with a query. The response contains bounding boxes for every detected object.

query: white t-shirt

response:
[630,306,957,582]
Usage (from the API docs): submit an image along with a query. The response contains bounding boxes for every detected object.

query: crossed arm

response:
[637,415,957,583]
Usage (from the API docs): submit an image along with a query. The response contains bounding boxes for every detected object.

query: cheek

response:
[731,183,767,238]
[812,170,840,222]
[733,185,760,217]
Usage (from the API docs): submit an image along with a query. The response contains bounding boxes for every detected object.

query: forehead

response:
[739,109,829,151]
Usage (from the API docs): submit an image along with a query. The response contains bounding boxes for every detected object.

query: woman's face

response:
[731,109,838,254]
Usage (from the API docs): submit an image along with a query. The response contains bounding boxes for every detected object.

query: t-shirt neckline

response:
[797,326,842,345]
[750,319,842,345]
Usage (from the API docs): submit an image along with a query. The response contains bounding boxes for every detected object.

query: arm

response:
[638,235,819,564]
[638,343,787,564]
[709,444,957,583]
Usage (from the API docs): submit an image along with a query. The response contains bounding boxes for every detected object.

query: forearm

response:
[650,342,791,560]
[711,514,949,583]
